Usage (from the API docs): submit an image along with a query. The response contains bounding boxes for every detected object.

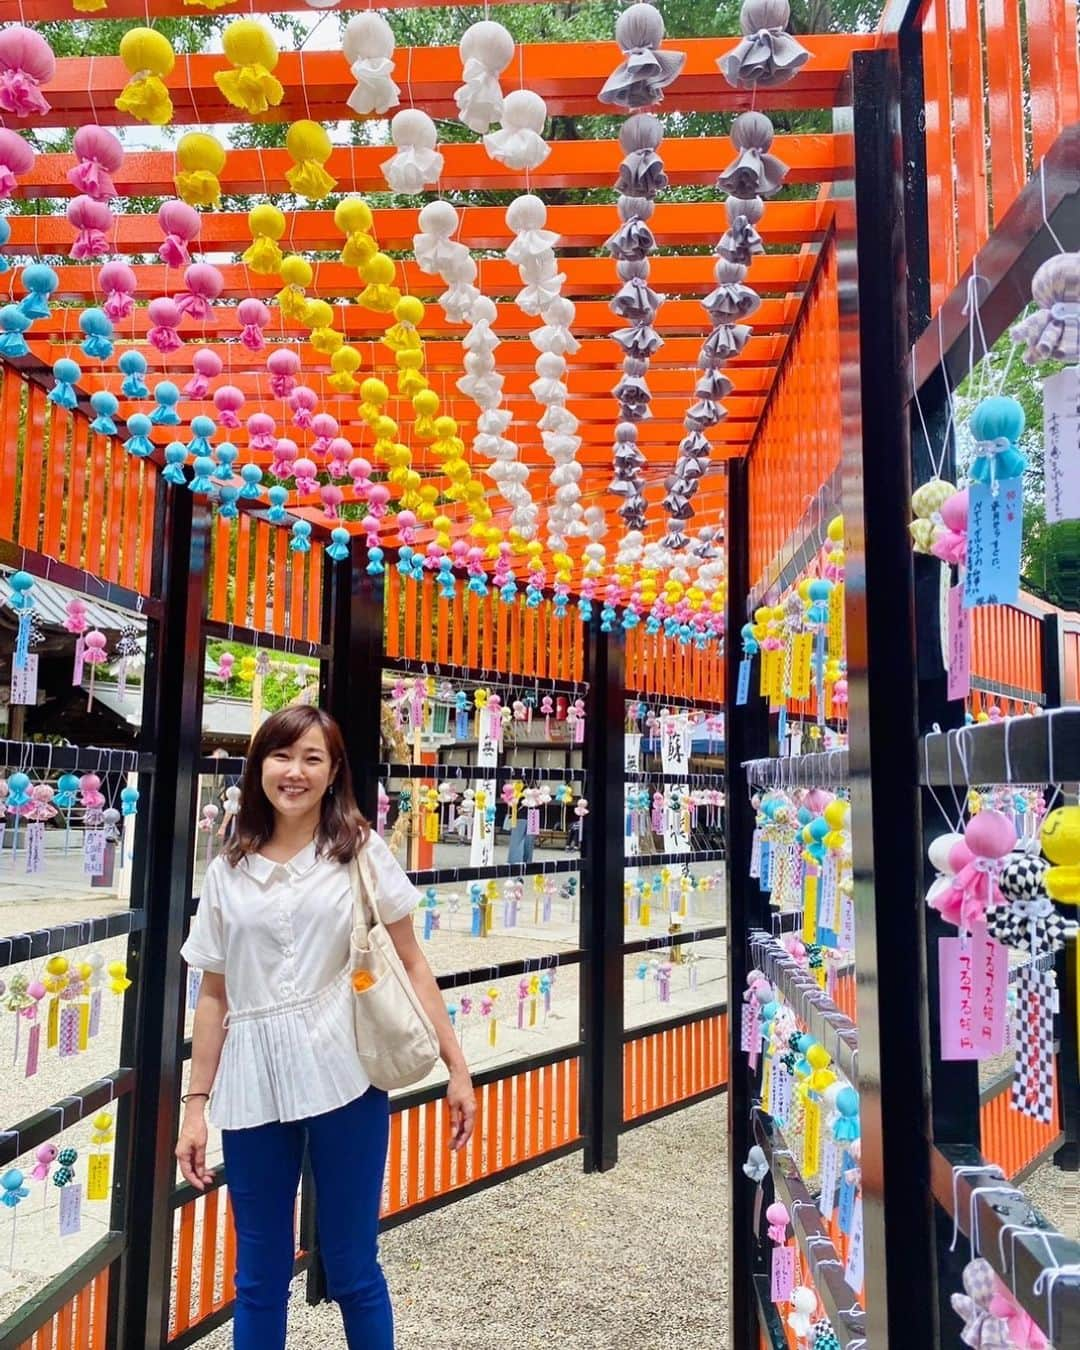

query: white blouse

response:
[181,832,419,1131]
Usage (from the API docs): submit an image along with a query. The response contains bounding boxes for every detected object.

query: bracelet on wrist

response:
[181,1092,210,1104]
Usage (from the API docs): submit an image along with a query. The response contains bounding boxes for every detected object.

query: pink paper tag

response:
[939,924,1007,1060]
[526,808,540,837]
[58,1004,80,1058]
[770,1245,795,1303]
[946,584,971,700]
[72,635,85,687]
[740,1003,756,1054]
[25,1021,40,1078]
[58,1184,83,1237]
[574,716,585,744]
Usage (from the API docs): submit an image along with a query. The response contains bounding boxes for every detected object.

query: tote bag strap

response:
[350,847,379,932]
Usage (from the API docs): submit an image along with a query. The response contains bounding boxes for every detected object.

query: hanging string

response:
[1039,159,1068,256]
[910,342,955,480]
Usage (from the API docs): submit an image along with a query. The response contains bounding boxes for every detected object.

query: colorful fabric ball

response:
[809,1318,840,1350]
[998,851,1050,903]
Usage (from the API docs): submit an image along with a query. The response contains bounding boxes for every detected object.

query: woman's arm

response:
[175,972,228,1190]
[387,916,477,1150]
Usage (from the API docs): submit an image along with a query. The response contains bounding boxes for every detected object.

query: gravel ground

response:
[192,1097,729,1350]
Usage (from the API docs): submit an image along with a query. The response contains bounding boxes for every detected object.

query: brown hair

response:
[223,705,369,867]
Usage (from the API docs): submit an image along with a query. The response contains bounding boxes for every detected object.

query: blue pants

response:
[222,1089,393,1349]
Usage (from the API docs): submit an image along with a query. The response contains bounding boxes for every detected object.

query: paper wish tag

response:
[964,478,1022,608]
[946,583,971,702]
[10,652,39,706]
[1011,961,1056,1123]
[25,1021,40,1079]
[770,1244,795,1304]
[58,1184,83,1237]
[83,830,106,877]
[740,1003,757,1054]
[939,925,1007,1060]
[736,658,752,706]
[844,1196,865,1293]
[818,1141,840,1220]
[86,1153,111,1203]
[25,821,45,874]
[57,1004,80,1058]
[1043,366,1080,523]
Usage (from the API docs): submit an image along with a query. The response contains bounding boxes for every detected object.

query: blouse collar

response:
[243,839,319,884]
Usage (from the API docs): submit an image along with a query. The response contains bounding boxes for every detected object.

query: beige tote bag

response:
[349,847,439,1091]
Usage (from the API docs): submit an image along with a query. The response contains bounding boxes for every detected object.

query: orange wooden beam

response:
[19,136,850,199]
[27,332,790,371]
[16,297,796,339]
[112,391,761,421]
[26,253,818,304]
[1,38,875,131]
[6,201,832,254]
[79,366,776,400]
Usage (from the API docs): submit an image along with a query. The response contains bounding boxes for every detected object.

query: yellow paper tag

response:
[802,873,819,944]
[47,997,59,1050]
[815,964,827,989]
[761,648,777,702]
[791,632,814,701]
[761,1055,773,1115]
[87,1152,111,1202]
[828,583,845,659]
[803,1099,822,1176]
[78,1001,90,1052]
[641,902,651,927]
[424,812,439,843]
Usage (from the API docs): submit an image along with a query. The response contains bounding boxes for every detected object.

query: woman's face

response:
[261,725,335,822]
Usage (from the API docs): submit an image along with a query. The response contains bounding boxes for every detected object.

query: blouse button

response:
[283,947,294,958]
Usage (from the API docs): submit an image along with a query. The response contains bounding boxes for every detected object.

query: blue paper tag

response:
[777,707,787,748]
[964,478,1022,607]
[14,611,30,670]
[760,842,773,892]
[736,658,751,706]
[838,1154,856,1233]
[818,925,839,950]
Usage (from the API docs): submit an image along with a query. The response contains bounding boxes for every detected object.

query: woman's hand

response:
[446,1066,477,1151]
[175,1104,214,1191]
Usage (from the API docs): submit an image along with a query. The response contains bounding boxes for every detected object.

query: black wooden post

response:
[1041,611,1079,1168]
[724,456,773,1349]
[580,621,625,1172]
[1042,613,1065,711]
[842,48,938,1349]
[114,487,208,1350]
[326,540,383,822]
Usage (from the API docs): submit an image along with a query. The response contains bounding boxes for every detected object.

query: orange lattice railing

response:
[206,511,326,645]
[0,364,157,596]
[6,1243,114,1350]
[970,601,1045,703]
[980,1070,1063,1181]
[909,0,1080,310]
[384,568,586,683]
[625,626,725,704]
[623,1011,728,1123]
[748,237,841,589]
[170,1054,581,1340]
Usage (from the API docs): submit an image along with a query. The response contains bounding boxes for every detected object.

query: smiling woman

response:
[224,704,367,865]
[177,705,475,1350]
